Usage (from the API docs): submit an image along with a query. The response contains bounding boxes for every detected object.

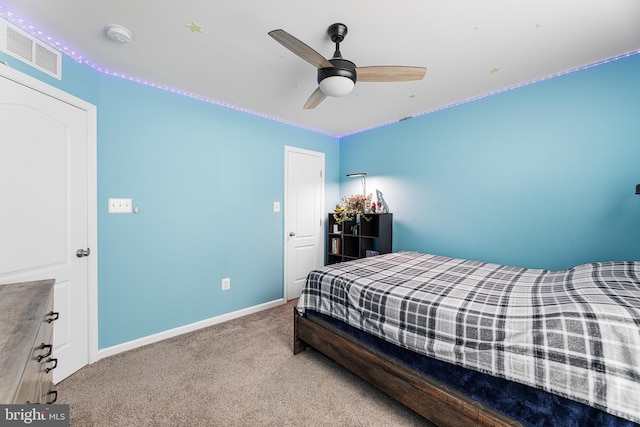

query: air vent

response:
[0,21,61,79]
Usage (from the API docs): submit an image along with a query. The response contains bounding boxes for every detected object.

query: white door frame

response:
[283,145,325,300]
[0,64,99,365]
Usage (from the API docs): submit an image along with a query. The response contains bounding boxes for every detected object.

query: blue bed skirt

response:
[305,311,638,427]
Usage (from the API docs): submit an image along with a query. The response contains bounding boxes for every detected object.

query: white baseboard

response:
[96,298,286,361]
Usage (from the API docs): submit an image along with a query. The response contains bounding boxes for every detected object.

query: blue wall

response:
[340,54,640,270]
[96,75,338,347]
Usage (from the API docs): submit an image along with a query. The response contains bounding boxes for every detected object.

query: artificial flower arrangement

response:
[333,194,373,224]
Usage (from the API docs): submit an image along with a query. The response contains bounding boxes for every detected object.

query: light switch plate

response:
[108,198,132,213]
[273,201,280,212]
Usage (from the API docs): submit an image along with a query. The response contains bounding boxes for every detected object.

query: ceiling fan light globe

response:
[319,76,355,97]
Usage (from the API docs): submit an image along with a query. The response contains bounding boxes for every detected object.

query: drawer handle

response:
[46,390,58,404]
[37,343,53,361]
[46,311,60,323]
[45,357,58,373]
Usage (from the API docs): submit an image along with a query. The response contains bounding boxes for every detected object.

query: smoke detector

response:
[105,24,133,43]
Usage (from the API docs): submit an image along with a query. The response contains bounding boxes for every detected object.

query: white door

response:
[0,71,91,382]
[284,146,325,300]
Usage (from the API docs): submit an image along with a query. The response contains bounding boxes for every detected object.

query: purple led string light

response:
[1,5,638,138]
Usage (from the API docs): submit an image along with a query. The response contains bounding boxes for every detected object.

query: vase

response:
[351,214,361,235]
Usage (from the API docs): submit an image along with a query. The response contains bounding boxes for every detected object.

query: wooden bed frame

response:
[294,308,523,427]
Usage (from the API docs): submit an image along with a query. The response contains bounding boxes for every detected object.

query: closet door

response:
[284,146,325,300]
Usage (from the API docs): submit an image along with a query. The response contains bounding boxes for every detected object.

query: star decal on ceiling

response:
[489,67,502,74]
[185,21,204,33]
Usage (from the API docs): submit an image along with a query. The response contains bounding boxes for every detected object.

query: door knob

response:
[75,248,90,258]
[289,232,296,237]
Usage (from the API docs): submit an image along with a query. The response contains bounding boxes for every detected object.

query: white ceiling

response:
[1,0,638,137]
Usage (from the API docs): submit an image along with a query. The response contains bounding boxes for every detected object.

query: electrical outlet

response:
[221,277,230,291]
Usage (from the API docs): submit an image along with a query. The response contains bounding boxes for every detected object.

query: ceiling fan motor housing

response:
[318,58,356,84]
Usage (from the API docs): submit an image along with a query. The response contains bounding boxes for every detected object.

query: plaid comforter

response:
[297,251,640,423]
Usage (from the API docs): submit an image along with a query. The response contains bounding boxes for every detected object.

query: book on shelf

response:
[365,250,379,257]
[331,237,341,255]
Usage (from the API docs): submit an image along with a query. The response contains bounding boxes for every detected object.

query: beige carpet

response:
[58,299,431,426]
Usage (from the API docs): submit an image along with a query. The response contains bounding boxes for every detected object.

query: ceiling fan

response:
[268,23,427,109]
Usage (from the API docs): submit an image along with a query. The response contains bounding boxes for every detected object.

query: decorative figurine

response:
[376,189,389,213]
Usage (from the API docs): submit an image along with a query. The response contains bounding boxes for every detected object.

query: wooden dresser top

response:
[0,279,55,403]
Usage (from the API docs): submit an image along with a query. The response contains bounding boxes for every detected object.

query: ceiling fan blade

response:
[268,29,333,69]
[303,87,327,109]
[355,66,427,82]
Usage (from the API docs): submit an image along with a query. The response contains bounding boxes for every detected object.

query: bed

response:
[294,251,640,426]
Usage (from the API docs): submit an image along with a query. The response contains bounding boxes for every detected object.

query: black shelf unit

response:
[326,213,392,265]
